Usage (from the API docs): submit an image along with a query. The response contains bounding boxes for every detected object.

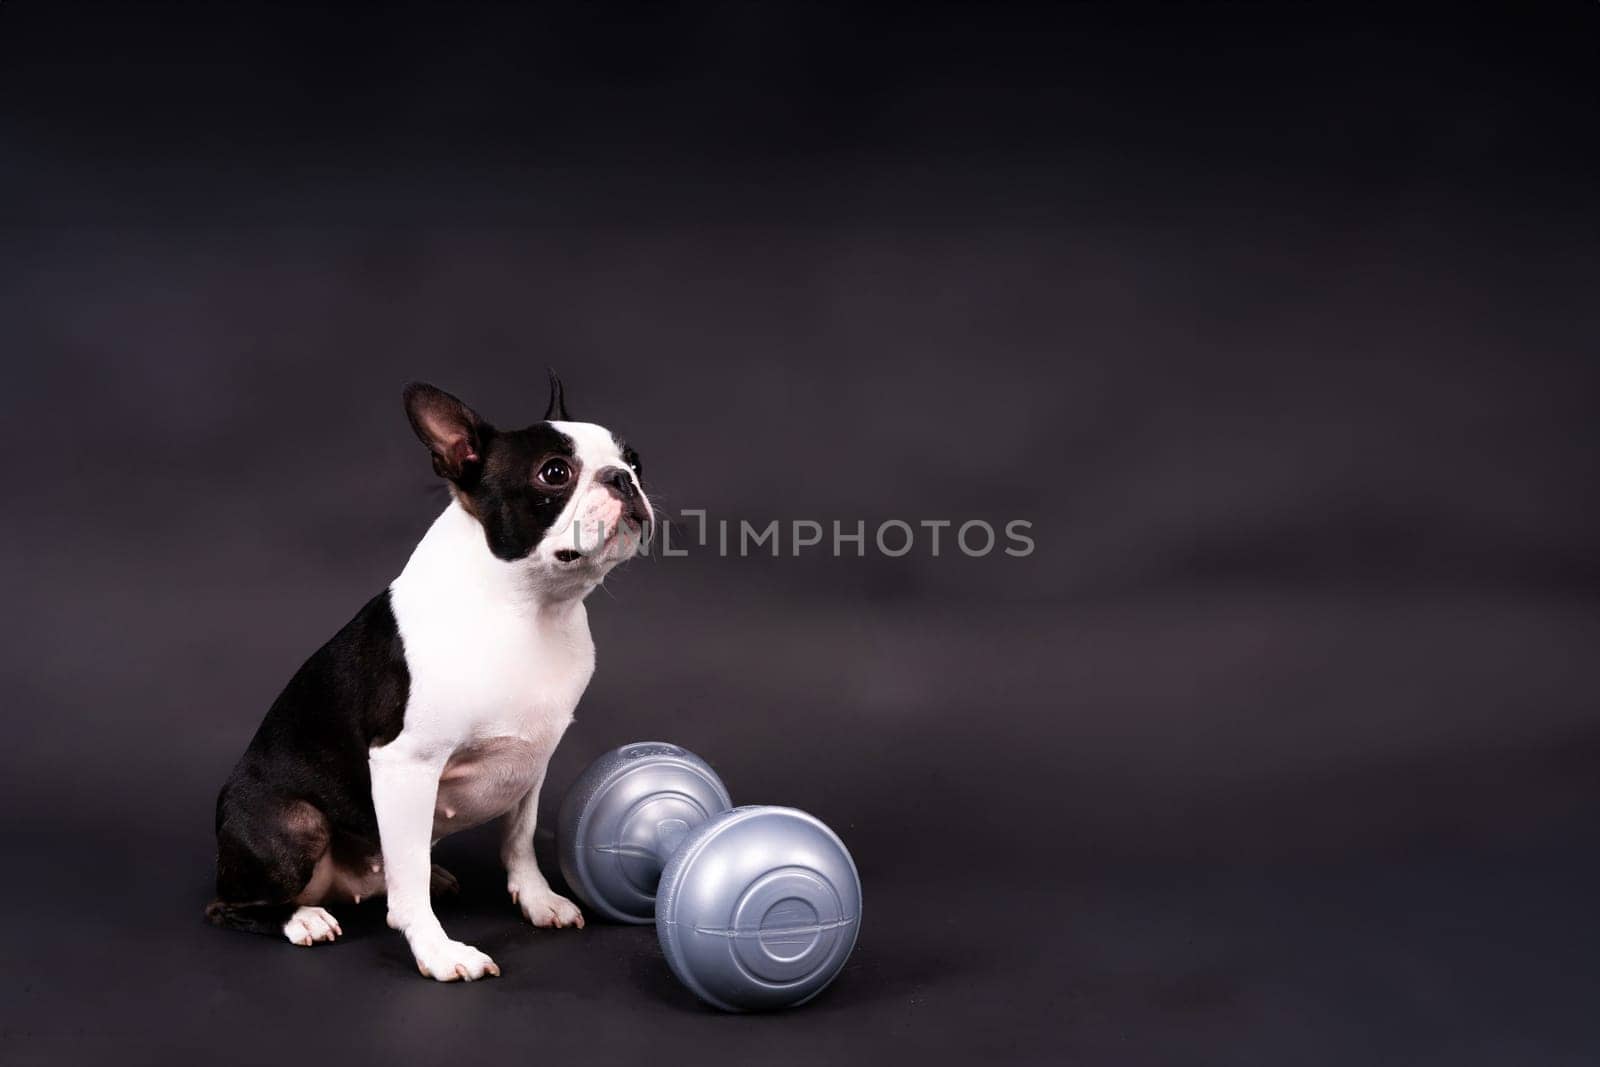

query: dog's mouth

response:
[553,517,650,566]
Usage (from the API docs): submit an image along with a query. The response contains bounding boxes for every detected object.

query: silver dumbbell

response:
[557,742,862,1011]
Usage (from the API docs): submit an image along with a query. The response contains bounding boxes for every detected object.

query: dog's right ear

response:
[403,382,490,484]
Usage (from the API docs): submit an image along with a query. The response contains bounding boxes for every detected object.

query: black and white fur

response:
[208,377,651,981]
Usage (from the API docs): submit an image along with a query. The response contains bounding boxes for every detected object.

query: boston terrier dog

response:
[206,376,652,981]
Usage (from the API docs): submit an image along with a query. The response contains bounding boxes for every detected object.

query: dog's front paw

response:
[508,872,584,929]
[409,934,500,982]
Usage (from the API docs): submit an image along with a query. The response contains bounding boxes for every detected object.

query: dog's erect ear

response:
[403,382,489,483]
[544,369,571,422]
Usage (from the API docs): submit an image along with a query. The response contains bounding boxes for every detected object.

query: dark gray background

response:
[2,3,1597,1064]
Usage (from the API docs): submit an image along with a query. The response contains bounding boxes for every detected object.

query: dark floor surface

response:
[4,598,1598,1066]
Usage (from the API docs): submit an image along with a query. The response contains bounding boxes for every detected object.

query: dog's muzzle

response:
[595,466,652,529]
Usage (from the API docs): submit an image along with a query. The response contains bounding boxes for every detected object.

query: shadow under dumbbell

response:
[626,943,714,1012]
[620,914,971,1015]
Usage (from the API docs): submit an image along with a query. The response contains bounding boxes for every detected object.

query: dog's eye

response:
[537,458,572,487]
[625,451,642,480]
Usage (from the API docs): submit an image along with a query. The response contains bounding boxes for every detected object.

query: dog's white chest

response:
[394,595,595,738]
[386,503,599,749]
[390,591,594,834]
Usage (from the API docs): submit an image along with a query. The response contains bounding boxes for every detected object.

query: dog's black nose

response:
[596,465,651,531]
[595,465,637,500]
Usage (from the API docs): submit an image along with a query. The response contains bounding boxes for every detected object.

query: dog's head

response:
[403,375,652,580]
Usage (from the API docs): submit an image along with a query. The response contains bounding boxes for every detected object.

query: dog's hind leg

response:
[207,792,342,946]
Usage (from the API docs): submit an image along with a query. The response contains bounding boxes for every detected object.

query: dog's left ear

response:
[544,369,571,422]
[403,382,490,484]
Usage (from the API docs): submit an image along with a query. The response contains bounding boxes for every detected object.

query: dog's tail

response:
[204,899,296,937]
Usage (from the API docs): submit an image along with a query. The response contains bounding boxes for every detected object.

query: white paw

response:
[282,906,342,946]
[410,935,500,982]
[509,878,585,929]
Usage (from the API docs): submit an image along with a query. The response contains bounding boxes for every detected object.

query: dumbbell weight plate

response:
[656,806,863,1012]
[557,742,734,924]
